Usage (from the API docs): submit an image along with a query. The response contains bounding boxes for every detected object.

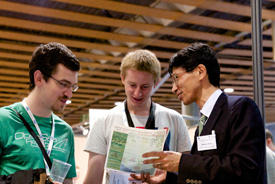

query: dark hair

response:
[168,42,220,87]
[266,129,274,142]
[29,42,80,90]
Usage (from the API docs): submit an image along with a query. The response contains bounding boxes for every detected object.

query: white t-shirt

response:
[266,146,275,184]
[85,102,191,154]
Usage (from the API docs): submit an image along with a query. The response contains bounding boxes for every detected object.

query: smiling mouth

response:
[60,99,68,104]
[132,97,143,102]
[177,92,183,99]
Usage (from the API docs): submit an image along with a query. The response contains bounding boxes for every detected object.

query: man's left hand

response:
[142,151,182,173]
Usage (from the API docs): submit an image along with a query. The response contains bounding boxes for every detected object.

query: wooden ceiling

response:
[0,0,275,125]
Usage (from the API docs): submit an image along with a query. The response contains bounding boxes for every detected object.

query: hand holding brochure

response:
[105,126,167,175]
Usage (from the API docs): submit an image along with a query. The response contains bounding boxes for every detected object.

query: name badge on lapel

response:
[197,130,217,151]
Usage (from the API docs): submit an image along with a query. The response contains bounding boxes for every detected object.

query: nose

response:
[133,87,142,97]
[172,82,177,94]
[64,88,73,99]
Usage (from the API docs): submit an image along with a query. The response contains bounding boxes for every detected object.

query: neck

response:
[25,90,52,117]
[197,84,219,110]
[127,99,151,116]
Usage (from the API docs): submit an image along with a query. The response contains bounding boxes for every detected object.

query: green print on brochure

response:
[106,131,128,170]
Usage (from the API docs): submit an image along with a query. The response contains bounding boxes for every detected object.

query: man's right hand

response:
[129,169,167,184]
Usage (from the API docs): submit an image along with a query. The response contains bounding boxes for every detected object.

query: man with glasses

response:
[0,42,80,183]
[142,43,266,184]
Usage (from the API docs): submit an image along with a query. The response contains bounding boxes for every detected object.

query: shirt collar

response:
[200,89,222,118]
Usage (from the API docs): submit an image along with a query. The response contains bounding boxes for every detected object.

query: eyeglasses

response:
[49,76,79,92]
[171,71,187,84]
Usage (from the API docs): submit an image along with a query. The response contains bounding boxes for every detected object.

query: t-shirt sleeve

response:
[176,115,192,152]
[84,115,107,155]
[65,129,77,178]
[0,111,4,155]
[0,108,10,156]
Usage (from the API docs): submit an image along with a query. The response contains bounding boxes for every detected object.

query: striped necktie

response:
[198,114,207,136]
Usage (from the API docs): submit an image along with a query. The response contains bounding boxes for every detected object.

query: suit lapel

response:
[200,93,227,135]
[191,93,228,153]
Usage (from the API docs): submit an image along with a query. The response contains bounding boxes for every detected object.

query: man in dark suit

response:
[142,43,266,184]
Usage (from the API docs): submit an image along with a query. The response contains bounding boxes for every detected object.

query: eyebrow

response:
[127,81,151,86]
[171,73,179,76]
[59,79,78,86]
[59,79,71,83]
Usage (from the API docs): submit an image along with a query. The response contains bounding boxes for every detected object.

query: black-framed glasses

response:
[49,76,79,92]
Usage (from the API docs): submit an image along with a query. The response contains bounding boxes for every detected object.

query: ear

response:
[154,80,159,88]
[196,64,207,81]
[33,70,44,87]
[120,74,125,85]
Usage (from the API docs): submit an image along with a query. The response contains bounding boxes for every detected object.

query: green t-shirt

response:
[0,102,76,178]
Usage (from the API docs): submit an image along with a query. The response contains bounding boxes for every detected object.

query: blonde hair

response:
[120,49,161,83]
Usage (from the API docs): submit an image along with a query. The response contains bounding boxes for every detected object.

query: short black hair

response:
[29,42,80,90]
[169,42,220,87]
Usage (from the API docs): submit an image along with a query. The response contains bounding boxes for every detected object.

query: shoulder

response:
[0,106,11,117]
[224,95,263,124]
[218,94,256,110]
[227,95,252,104]
[155,103,182,117]
[226,95,258,111]
[266,147,275,158]
[105,103,123,118]
[109,104,122,114]
[52,114,73,131]
[0,102,21,120]
[0,103,24,137]
[154,103,186,124]
[90,105,122,128]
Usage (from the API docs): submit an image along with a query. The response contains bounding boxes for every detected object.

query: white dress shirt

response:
[200,89,222,126]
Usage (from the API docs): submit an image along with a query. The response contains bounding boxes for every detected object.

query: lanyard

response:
[124,100,156,129]
[21,99,55,175]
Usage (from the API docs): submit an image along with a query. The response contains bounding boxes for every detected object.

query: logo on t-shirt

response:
[15,132,68,152]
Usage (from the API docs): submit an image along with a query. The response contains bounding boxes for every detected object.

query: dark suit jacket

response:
[176,93,266,184]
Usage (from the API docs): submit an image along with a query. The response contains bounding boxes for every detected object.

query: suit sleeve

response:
[177,97,266,183]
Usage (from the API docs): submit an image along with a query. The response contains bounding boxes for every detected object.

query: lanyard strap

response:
[21,100,55,175]
[14,110,52,169]
[124,101,156,129]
